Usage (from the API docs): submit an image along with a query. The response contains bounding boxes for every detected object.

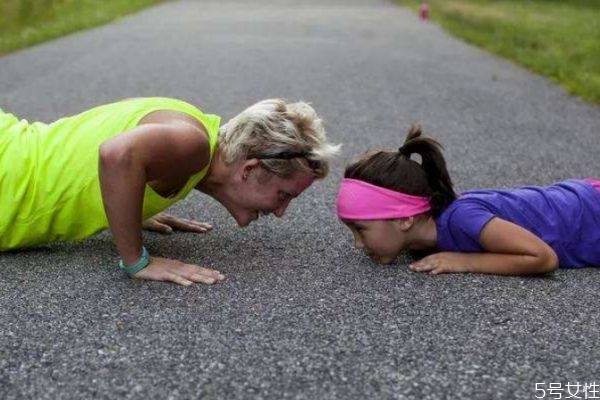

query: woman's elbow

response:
[99,140,134,170]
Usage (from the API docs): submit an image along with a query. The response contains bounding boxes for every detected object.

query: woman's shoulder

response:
[117,97,220,139]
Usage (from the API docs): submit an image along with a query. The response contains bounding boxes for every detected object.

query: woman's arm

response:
[409,217,559,276]
[98,122,224,285]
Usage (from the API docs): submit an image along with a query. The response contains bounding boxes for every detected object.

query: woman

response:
[0,97,340,285]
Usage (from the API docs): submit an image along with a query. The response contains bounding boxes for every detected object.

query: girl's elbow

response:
[521,248,558,275]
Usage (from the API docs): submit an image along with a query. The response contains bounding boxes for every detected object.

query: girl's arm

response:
[410,217,559,276]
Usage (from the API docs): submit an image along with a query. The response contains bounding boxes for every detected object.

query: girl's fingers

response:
[410,263,432,272]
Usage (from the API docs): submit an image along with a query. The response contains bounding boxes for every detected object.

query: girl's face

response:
[343,219,409,265]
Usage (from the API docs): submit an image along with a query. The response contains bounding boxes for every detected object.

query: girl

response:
[336,125,600,276]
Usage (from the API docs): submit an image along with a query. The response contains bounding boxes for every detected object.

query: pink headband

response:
[336,178,431,220]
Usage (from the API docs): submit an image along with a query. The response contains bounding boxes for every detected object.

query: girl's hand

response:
[409,252,470,275]
[133,256,225,286]
[143,212,212,234]
[409,217,559,276]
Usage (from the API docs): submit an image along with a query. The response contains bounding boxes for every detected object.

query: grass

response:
[397,0,600,105]
[0,0,164,56]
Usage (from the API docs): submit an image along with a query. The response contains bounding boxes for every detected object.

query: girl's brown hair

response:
[344,125,457,217]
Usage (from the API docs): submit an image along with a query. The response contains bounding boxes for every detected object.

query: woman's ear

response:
[240,158,260,180]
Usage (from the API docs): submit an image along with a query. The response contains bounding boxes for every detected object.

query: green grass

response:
[398,0,600,105]
[0,0,164,56]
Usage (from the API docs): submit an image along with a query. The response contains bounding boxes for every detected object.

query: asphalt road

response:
[1,0,600,399]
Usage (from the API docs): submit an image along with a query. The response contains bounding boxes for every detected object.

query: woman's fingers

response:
[188,273,217,285]
[142,218,173,234]
[132,257,225,286]
[174,219,212,233]
[192,265,225,281]
[165,272,194,286]
[153,213,213,233]
[176,264,224,284]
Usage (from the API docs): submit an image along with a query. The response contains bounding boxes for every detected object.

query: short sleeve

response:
[437,200,497,252]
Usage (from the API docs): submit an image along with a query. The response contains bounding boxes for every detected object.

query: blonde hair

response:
[218,99,341,178]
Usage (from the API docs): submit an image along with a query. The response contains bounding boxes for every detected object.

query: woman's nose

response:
[273,200,290,218]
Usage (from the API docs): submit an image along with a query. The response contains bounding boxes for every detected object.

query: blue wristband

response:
[118,246,150,276]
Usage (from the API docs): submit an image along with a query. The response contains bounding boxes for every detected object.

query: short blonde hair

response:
[218,99,341,178]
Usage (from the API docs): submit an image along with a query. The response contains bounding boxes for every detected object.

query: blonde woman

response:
[0,97,340,285]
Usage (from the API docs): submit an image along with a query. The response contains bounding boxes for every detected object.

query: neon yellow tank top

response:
[0,97,221,250]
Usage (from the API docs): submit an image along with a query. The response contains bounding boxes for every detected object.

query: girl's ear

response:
[394,217,414,232]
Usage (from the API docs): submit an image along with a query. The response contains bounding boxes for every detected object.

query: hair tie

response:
[397,146,410,158]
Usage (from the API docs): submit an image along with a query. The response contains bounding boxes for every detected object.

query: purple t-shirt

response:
[436,179,600,268]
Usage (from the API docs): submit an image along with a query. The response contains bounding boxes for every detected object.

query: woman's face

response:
[230,165,315,227]
[343,219,408,265]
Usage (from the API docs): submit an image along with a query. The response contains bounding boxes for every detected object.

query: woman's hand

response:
[143,212,212,234]
[133,256,225,286]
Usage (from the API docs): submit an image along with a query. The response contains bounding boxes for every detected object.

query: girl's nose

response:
[353,233,364,249]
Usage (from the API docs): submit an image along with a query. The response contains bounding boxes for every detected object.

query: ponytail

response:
[397,125,457,216]
[344,124,457,217]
